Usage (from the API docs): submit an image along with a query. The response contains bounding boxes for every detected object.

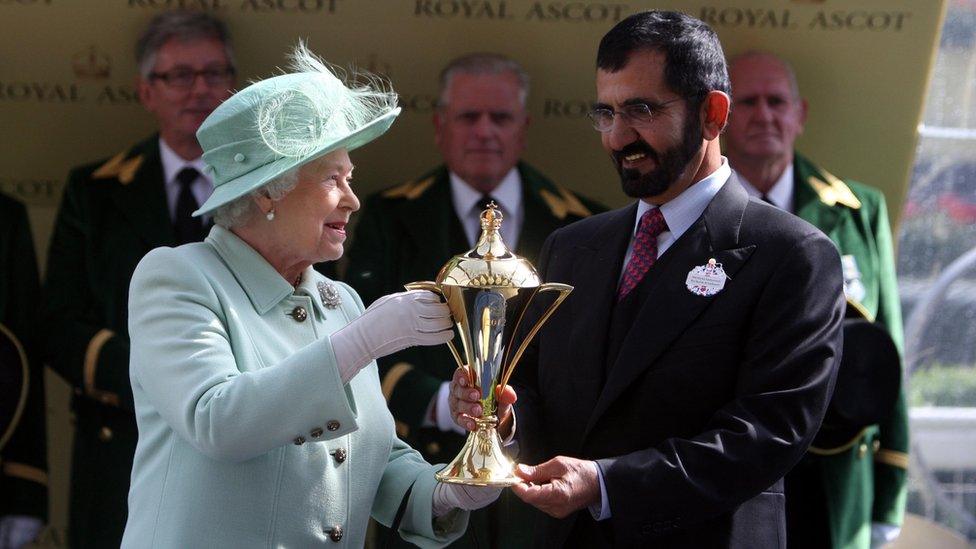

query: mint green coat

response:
[122,226,467,548]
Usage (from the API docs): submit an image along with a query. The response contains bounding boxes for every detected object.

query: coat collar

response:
[205,225,306,315]
[583,175,757,438]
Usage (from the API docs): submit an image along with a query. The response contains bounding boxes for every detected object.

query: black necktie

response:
[174,167,206,245]
[476,194,503,216]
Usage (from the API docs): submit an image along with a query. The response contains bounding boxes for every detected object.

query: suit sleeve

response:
[43,171,133,410]
[867,192,909,526]
[595,233,845,536]
[345,197,443,430]
[0,199,48,520]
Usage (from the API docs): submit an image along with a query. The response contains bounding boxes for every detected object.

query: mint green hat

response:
[193,44,400,217]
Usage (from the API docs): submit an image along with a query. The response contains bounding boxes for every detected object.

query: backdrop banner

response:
[0,0,947,540]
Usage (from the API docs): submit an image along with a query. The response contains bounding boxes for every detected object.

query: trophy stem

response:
[434,415,520,486]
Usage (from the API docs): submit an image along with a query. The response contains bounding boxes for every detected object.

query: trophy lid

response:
[435,202,542,288]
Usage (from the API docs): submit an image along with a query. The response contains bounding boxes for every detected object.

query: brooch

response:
[318,281,342,309]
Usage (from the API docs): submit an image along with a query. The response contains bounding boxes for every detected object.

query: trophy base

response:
[434,416,520,487]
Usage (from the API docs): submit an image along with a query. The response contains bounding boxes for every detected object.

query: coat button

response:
[99,426,113,442]
[288,306,308,322]
[327,420,340,431]
[293,436,306,445]
[858,443,868,458]
[310,427,324,438]
[331,448,347,464]
[326,525,343,542]
[426,442,441,455]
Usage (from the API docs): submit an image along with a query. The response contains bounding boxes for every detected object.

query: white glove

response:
[0,515,44,549]
[431,482,502,517]
[331,290,453,383]
[870,522,901,548]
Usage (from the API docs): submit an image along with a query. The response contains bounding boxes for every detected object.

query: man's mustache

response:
[612,140,658,166]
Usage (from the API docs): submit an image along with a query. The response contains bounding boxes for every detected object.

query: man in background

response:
[0,192,47,549]
[344,52,603,547]
[725,50,908,549]
[42,11,235,547]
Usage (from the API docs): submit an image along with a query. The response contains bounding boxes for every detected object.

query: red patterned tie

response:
[617,208,668,301]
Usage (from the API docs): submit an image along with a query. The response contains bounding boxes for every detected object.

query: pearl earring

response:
[266,208,275,221]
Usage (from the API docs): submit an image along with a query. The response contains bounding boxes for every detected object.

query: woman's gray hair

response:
[212,168,299,228]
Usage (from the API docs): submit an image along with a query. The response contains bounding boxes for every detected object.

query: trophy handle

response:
[404,281,466,371]
[497,283,573,390]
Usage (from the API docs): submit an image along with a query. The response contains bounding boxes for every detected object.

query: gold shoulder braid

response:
[92,150,144,185]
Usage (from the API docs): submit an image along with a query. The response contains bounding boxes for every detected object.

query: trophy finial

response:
[480,201,503,232]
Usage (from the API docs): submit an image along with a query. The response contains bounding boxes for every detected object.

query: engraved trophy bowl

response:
[406,203,572,486]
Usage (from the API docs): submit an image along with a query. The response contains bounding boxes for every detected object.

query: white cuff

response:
[587,463,611,521]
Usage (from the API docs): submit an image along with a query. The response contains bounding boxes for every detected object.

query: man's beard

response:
[613,114,703,199]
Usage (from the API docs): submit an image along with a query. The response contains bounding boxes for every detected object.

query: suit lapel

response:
[516,164,562,264]
[567,205,635,417]
[110,138,176,248]
[398,168,467,277]
[794,155,841,236]
[583,178,756,438]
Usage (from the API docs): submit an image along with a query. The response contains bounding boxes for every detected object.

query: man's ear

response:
[137,77,153,111]
[798,98,809,133]
[701,91,730,141]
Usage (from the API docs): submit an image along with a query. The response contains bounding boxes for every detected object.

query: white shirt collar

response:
[449,168,521,217]
[739,162,794,212]
[633,157,732,245]
[158,137,209,185]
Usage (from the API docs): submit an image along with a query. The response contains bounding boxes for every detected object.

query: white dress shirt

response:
[449,168,523,249]
[738,162,794,212]
[159,138,214,223]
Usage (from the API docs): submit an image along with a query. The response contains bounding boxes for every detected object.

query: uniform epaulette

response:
[381,177,435,200]
[539,186,593,220]
[91,149,144,185]
[808,168,861,210]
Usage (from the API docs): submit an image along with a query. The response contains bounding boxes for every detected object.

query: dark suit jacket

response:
[0,192,47,521]
[42,135,176,548]
[512,176,846,548]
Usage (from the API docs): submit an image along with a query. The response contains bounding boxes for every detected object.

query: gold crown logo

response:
[72,46,111,80]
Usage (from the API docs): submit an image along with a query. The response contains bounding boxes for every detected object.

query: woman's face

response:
[272,148,359,265]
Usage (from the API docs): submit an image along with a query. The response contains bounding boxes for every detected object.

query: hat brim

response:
[193,107,400,217]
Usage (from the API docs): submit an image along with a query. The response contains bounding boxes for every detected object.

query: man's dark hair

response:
[597,10,729,108]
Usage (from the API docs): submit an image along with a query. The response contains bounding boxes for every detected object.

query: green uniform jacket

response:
[790,153,909,549]
[0,192,48,521]
[344,163,604,547]
[42,136,176,548]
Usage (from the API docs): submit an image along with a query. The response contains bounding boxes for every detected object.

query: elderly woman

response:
[121,46,498,547]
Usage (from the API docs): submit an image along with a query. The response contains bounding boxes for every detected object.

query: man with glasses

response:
[450,11,845,547]
[42,11,234,548]
[725,51,908,549]
[344,52,603,547]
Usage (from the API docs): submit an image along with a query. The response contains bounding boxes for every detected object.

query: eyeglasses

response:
[148,66,236,89]
[587,98,684,132]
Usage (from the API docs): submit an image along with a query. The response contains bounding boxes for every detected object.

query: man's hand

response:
[448,366,516,437]
[511,457,601,518]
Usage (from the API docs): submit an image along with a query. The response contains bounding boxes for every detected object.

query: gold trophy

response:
[406,203,572,486]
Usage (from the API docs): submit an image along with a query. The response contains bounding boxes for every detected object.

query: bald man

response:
[725,51,908,549]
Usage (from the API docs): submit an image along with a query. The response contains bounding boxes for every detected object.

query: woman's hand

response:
[330,290,453,383]
[431,482,503,517]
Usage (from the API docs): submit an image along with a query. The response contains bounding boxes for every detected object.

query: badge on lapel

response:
[686,258,727,297]
[841,255,866,303]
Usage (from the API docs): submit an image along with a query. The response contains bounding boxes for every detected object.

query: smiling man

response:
[448,11,847,547]
[41,11,234,548]
[344,53,603,548]
[725,51,908,549]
